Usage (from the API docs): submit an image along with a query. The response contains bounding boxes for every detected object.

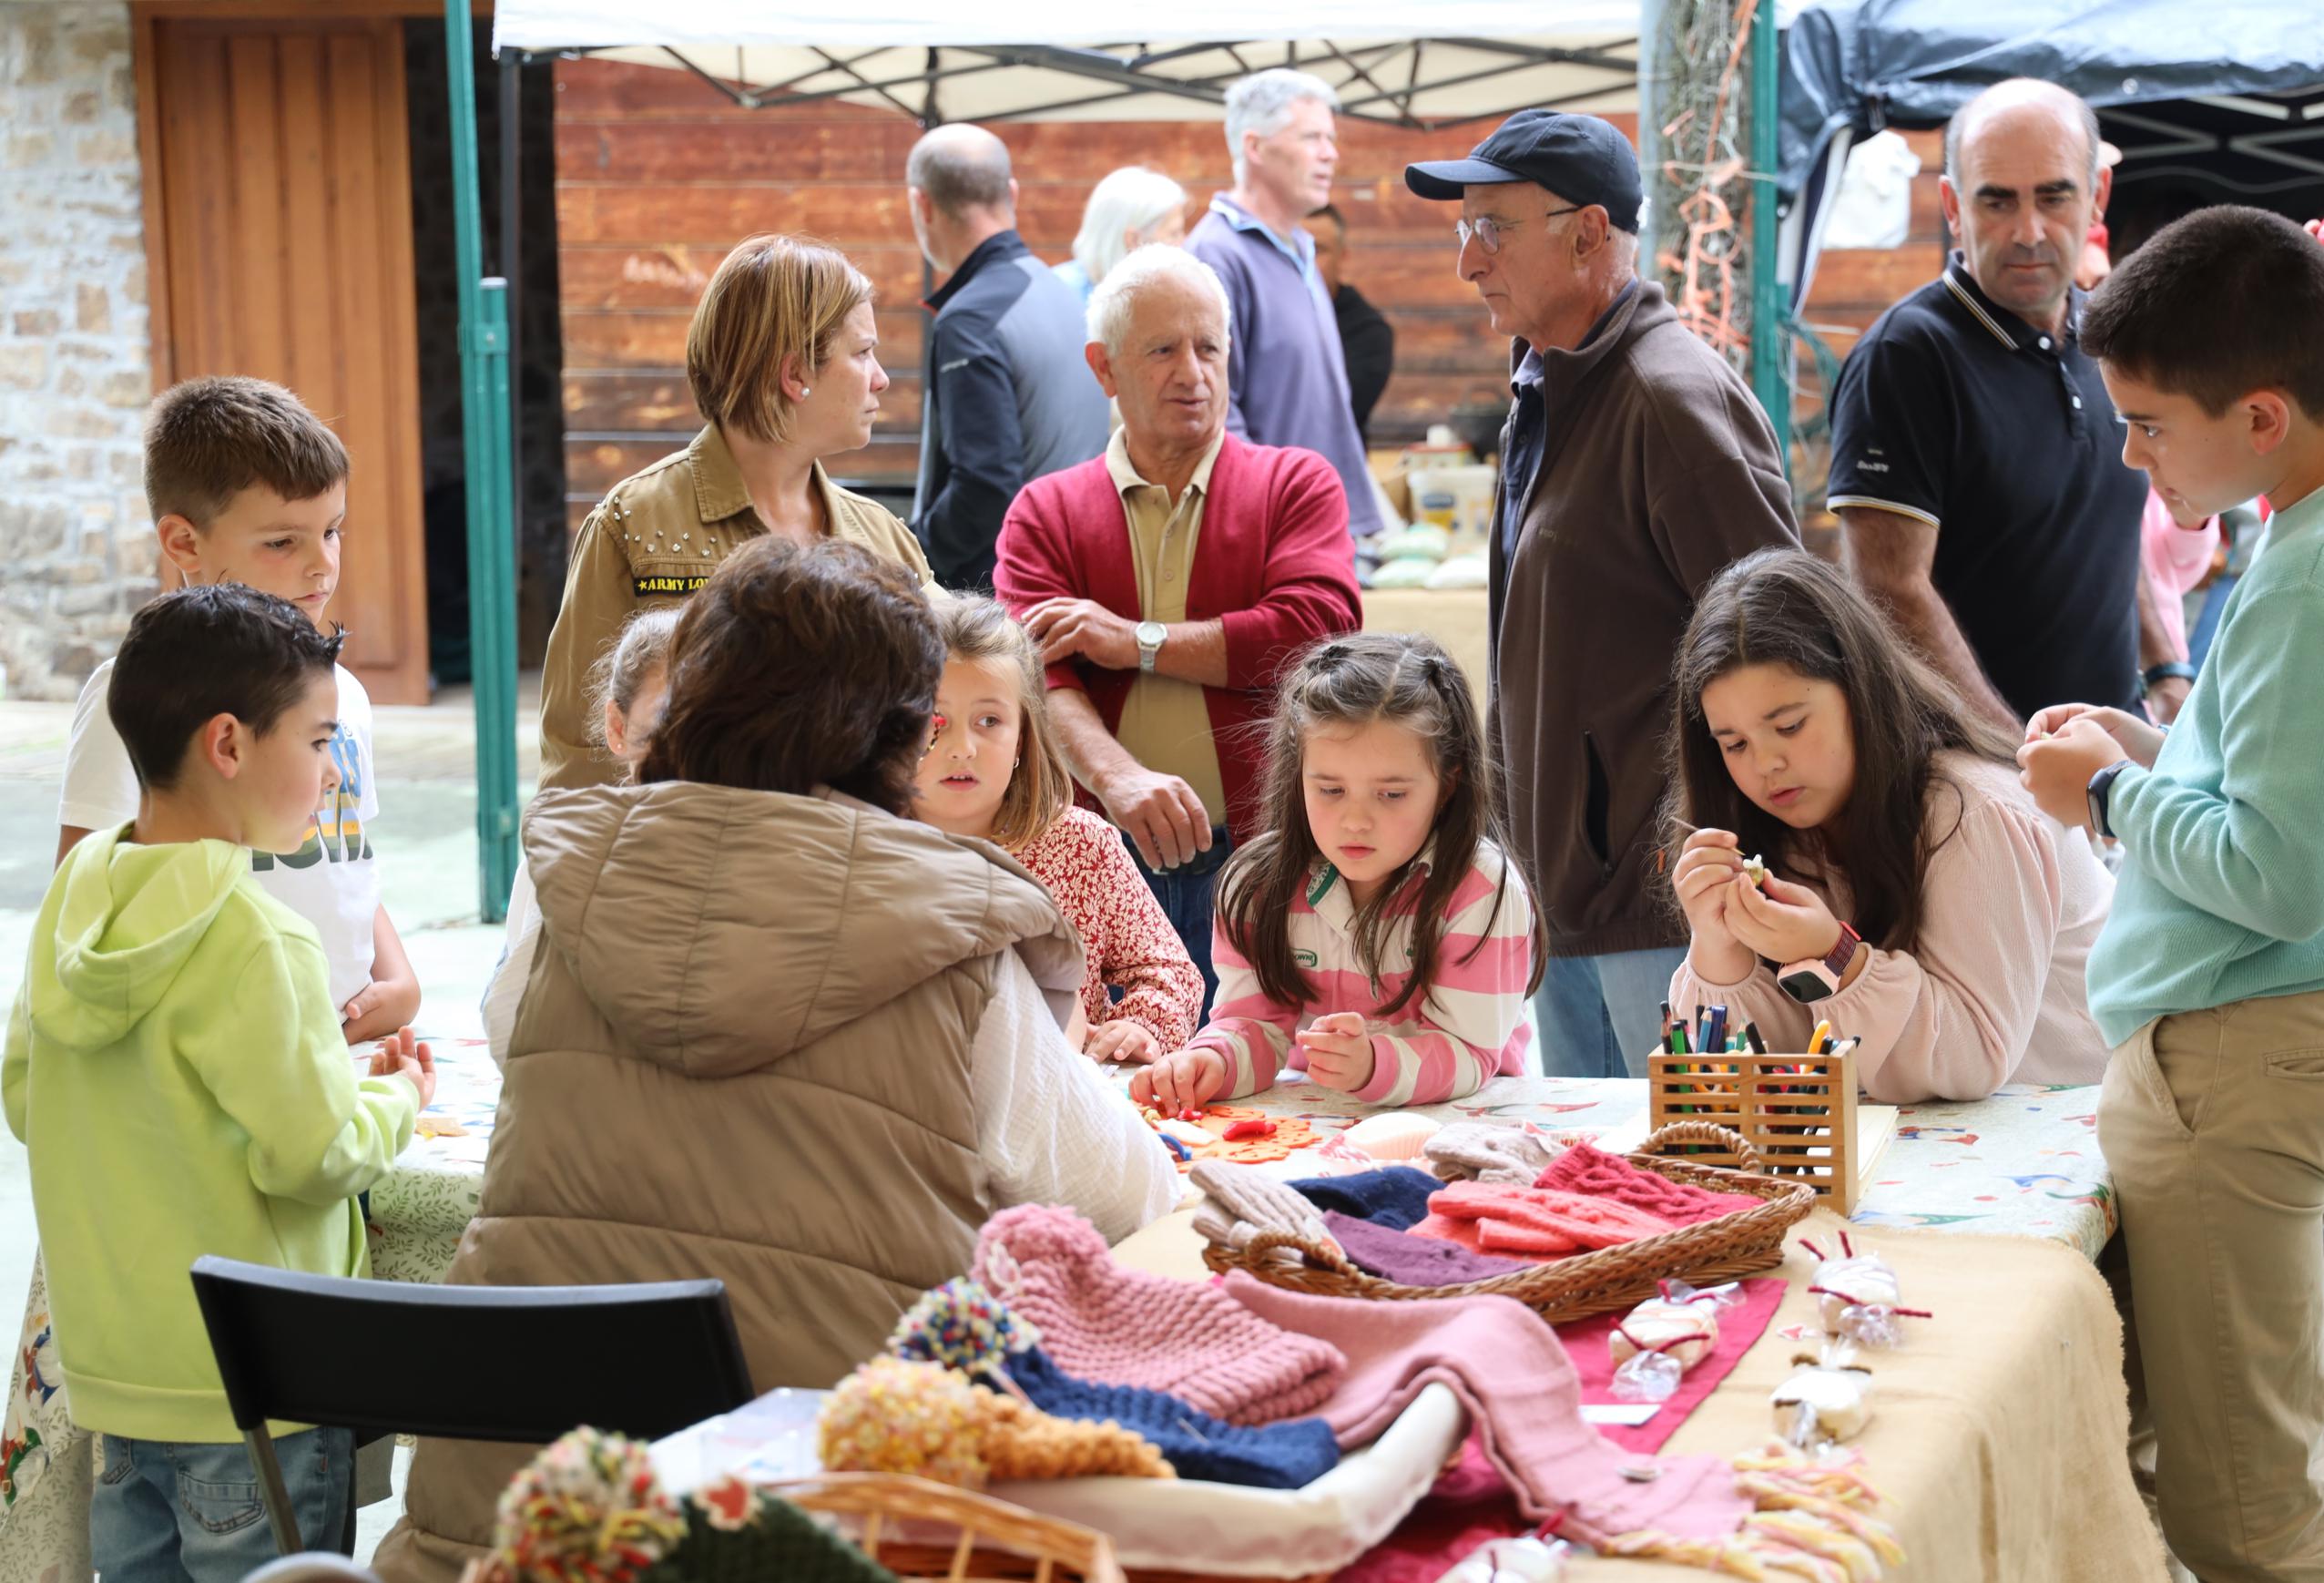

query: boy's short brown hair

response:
[686,234,873,445]
[143,376,351,526]
[2084,206,2324,419]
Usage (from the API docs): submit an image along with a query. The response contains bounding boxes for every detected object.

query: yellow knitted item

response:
[1597,1440,1905,1582]
[980,1393,1175,1481]
[816,1357,1175,1491]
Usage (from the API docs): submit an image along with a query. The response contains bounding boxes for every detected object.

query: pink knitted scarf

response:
[1532,1142,1762,1225]
[1221,1272,1752,1547]
[969,1203,1344,1425]
[1414,1180,1677,1257]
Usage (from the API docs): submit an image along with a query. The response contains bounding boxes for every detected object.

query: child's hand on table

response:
[367,1026,437,1109]
[1298,1012,1376,1093]
[1130,1047,1227,1113]
[1086,1021,1162,1064]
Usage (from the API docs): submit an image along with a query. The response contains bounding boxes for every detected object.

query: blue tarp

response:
[1779,0,2324,197]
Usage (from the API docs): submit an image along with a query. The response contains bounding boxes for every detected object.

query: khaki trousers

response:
[2102,988,2324,1583]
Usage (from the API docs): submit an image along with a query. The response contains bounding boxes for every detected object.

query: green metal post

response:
[444,0,520,922]
[1748,0,1791,473]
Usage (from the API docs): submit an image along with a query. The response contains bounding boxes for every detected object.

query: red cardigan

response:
[994,433,1362,843]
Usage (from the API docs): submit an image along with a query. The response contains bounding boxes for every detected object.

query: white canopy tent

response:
[489,0,1642,128]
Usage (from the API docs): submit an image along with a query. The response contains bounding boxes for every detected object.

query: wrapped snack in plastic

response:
[1437,1535,1571,1581]
[1611,1347,1685,1404]
[1771,1345,1875,1446]
[1801,1234,1928,1343]
[1609,1297,1722,1372]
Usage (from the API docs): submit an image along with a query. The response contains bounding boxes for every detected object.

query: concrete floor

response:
[0,689,535,1561]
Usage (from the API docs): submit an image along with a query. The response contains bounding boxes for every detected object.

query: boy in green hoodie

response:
[4,583,433,1583]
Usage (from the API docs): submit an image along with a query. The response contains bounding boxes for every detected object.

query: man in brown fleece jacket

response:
[1406,110,1799,1078]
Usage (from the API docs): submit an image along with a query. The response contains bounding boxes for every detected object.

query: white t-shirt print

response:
[60,660,383,1011]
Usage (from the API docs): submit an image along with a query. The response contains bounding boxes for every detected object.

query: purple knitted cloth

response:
[970,1203,1345,1425]
[1324,1211,1533,1288]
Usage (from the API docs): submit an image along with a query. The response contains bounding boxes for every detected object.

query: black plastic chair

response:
[189,1256,755,1556]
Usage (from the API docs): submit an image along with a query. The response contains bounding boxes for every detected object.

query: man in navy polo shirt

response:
[1186,69,1382,541]
[1830,79,2174,730]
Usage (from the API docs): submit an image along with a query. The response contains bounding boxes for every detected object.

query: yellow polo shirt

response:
[1107,426,1229,825]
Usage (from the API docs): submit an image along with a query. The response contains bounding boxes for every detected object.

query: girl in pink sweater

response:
[914,595,1202,1058]
[1666,550,2113,1101]
[1133,633,1544,1113]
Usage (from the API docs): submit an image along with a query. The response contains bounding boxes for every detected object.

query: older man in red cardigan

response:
[994,244,1361,1007]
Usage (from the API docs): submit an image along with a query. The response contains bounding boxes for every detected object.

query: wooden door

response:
[136,14,430,702]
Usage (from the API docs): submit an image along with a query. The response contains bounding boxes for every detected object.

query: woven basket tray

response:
[1199,1120,1815,1325]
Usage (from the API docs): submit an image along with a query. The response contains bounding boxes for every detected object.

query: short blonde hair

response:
[930,594,1075,851]
[686,234,872,444]
[585,606,682,761]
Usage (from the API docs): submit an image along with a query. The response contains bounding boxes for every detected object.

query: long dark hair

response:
[639,537,941,815]
[1218,632,1546,1018]
[1666,548,2018,952]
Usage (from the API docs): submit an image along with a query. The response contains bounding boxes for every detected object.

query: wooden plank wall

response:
[556,56,1640,530]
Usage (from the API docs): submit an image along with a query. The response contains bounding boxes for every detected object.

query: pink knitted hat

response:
[1415,1181,1677,1257]
[1533,1142,1761,1226]
[970,1204,1345,1426]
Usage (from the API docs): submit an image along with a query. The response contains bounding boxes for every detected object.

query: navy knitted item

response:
[1004,1347,1340,1489]
[1289,1166,1444,1231]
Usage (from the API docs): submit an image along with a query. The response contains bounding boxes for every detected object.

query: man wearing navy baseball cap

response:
[1406,111,1799,1080]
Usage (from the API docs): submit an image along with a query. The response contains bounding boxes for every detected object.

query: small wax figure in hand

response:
[912,595,1203,1062]
[1131,632,1542,1114]
[1665,549,2114,1101]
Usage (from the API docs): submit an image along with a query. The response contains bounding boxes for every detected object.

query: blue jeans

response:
[1532,946,1689,1078]
[94,1428,352,1583]
[1126,824,1233,1022]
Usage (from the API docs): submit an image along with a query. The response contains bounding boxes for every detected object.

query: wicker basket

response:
[1199,1120,1815,1325]
[768,1472,1126,1582]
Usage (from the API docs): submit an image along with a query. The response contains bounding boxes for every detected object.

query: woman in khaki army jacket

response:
[538,234,935,790]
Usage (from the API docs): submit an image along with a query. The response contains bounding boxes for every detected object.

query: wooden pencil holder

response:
[1646,1047,1863,1212]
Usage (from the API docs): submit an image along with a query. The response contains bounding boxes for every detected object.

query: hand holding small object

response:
[1085,1020,1162,1064]
[1297,1012,1376,1093]
[2023,701,2165,769]
[1129,1047,1228,1113]
[2015,717,2126,830]
[369,1027,436,1108]
[1672,830,1755,978]
[1726,873,1847,967]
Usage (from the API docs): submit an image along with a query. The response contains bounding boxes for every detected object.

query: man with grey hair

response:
[1830,78,2162,730]
[1185,68,1381,539]
[994,246,1361,1007]
[1404,108,1797,1080]
[906,122,1109,590]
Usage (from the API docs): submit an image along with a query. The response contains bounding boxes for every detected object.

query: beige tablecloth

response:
[1116,1207,2166,1583]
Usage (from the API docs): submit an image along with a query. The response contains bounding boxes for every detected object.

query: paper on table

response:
[1581,1403,1661,1427]
[652,1387,829,1495]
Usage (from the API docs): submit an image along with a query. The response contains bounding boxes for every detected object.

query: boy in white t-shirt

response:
[56,376,421,1040]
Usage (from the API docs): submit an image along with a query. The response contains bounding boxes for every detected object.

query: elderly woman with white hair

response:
[992,244,1362,1004]
[1184,68,1382,538]
[1054,166,1189,305]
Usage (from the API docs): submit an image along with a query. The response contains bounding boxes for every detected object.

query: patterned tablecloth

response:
[0,1053,2112,1582]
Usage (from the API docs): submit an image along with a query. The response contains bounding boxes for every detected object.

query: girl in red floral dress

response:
[915,595,1203,1060]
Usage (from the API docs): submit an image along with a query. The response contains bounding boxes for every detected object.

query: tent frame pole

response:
[446,0,520,923]
[1748,0,1789,470]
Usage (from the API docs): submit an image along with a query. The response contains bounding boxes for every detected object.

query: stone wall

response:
[0,2,151,701]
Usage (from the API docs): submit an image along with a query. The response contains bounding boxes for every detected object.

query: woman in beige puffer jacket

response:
[372,539,1177,1583]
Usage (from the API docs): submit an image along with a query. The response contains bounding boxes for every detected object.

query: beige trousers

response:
[2102,988,2324,1583]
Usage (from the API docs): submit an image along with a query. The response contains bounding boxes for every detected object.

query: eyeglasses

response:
[1456,206,1584,256]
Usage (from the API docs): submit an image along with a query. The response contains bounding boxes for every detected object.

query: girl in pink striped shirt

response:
[1131,633,1544,1112]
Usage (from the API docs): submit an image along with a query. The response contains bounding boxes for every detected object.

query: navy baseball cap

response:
[1404,109,1643,233]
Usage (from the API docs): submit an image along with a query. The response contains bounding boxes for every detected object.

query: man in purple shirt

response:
[1186,69,1382,539]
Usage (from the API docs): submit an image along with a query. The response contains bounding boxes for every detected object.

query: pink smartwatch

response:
[1779,921,1862,1005]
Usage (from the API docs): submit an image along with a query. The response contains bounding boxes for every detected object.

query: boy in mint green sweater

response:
[3,584,432,1583]
[2019,207,2324,1583]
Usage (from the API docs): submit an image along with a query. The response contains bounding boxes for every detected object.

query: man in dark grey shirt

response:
[908,125,1110,590]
